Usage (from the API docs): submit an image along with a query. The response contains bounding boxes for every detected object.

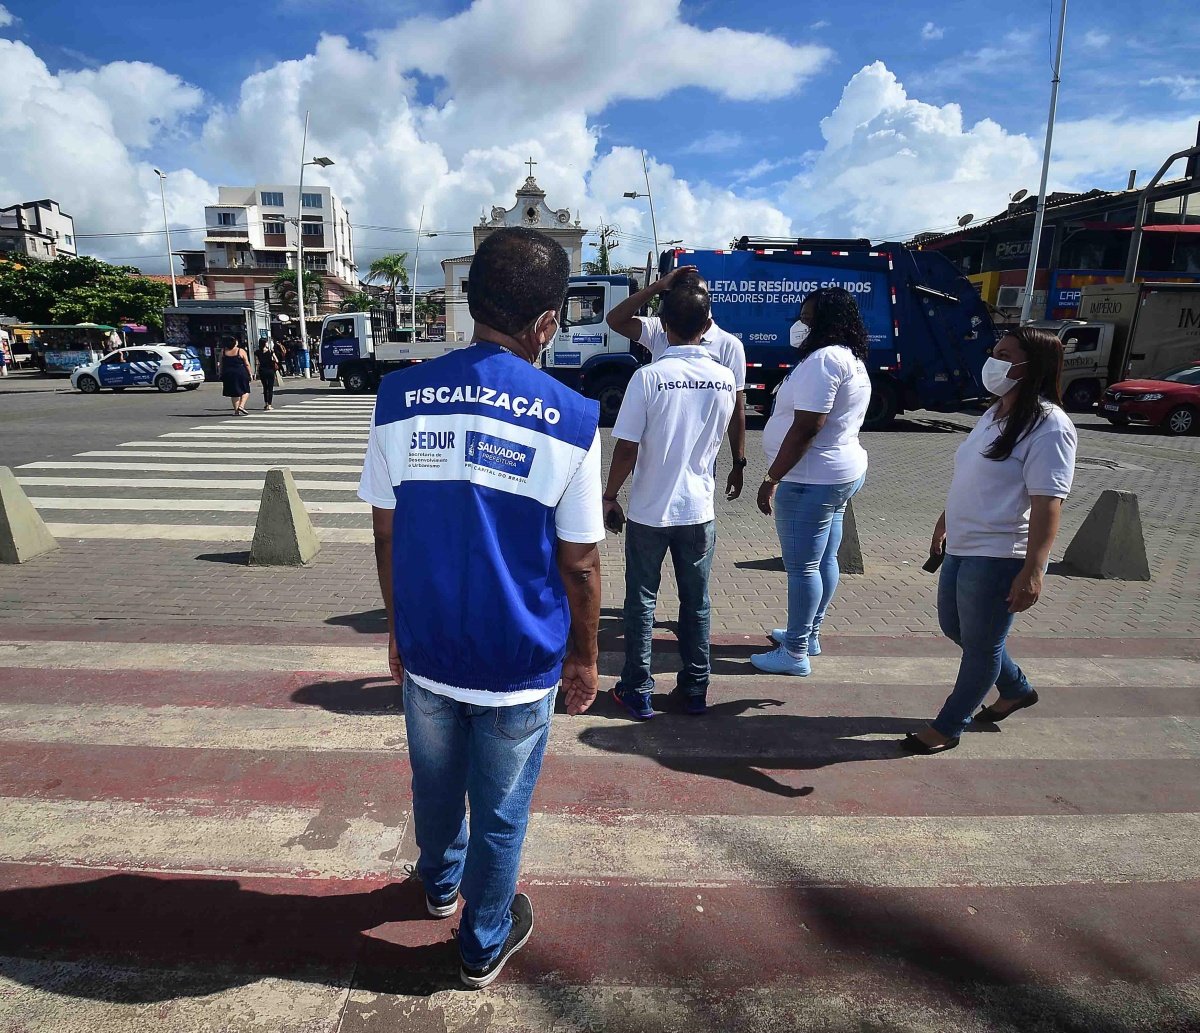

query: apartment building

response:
[0,199,78,261]
[201,184,356,311]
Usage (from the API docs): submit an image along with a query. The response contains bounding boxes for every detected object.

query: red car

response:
[1101,364,1200,436]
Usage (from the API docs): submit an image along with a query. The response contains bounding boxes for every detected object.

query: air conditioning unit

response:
[996,286,1025,309]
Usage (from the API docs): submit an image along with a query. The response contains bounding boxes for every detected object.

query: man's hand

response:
[757,478,776,516]
[1007,564,1044,614]
[603,498,625,534]
[561,652,599,715]
[725,464,744,501]
[387,634,405,685]
[655,264,697,294]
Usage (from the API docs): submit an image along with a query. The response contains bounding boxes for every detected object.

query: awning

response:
[1075,221,1200,233]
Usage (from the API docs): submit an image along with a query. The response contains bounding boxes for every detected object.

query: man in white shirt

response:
[602,273,736,718]
[606,266,748,500]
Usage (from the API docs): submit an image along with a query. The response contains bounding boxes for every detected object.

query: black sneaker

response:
[459,892,533,990]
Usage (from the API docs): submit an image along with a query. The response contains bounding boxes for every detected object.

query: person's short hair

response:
[468,227,569,336]
[659,270,710,342]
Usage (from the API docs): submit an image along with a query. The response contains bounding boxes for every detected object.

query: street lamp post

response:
[294,110,334,378]
[152,168,178,307]
[623,148,661,257]
[410,218,438,340]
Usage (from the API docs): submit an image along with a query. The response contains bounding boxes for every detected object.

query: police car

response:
[70,345,205,394]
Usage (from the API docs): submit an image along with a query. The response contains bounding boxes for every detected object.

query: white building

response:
[442,173,585,342]
[202,184,356,311]
[0,199,77,261]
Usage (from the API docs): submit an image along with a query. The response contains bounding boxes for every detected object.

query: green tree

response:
[0,255,172,329]
[271,270,322,318]
[367,253,409,318]
[415,294,443,333]
[339,291,375,313]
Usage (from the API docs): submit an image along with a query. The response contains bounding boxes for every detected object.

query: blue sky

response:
[2,0,1198,277]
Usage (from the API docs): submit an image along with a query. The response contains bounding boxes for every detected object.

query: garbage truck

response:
[542,238,996,427]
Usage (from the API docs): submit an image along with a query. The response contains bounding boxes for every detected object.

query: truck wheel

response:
[1063,379,1100,412]
[77,375,99,394]
[1164,405,1197,437]
[341,369,373,394]
[862,379,898,431]
[589,374,630,426]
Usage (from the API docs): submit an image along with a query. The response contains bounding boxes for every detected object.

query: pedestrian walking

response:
[751,288,872,675]
[604,270,736,718]
[606,265,748,499]
[254,339,281,410]
[219,336,252,416]
[903,327,1077,754]
[358,226,604,989]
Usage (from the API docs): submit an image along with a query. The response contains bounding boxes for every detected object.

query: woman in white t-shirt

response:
[752,288,872,675]
[903,327,1078,754]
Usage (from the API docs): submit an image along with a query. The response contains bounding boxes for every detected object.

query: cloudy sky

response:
[2,0,1198,286]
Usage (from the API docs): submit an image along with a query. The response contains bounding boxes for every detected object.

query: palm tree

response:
[340,291,374,313]
[367,253,409,321]
[415,295,443,335]
[271,270,321,318]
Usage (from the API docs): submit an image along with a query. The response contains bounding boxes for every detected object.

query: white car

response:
[71,345,205,394]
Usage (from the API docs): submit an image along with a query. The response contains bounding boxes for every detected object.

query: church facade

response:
[442,167,585,342]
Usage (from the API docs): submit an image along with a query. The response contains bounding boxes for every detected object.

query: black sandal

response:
[900,732,960,755]
[976,690,1039,724]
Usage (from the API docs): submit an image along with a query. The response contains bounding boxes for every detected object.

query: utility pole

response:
[1020,0,1068,324]
[153,169,178,306]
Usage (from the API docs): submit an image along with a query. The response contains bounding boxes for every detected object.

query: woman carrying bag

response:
[903,327,1077,755]
[255,339,281,411]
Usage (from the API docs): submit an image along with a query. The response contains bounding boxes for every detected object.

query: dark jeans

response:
[403,676,554,968]
[617,519,716,697]
[932,554,1035,738]
[261,373,275,406]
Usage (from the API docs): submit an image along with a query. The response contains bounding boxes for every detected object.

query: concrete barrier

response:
[837,498,865,575]
[1061,489,1151,581]
[0,466,59,564]
[249,468,321,566]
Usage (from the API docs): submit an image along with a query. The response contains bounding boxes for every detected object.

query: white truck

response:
[1030,282,1200,410]
[317,309,456,392]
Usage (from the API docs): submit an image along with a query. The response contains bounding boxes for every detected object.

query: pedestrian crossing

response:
[1,630,1198,1030]
[17,395,379,541]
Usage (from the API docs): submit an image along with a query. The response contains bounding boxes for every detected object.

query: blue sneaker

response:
[611,685,654,720]
[771,628,821,656]
[751,645,811,676]
[670,687,707,715]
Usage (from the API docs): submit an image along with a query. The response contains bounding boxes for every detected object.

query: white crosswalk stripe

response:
[17,395,376,540]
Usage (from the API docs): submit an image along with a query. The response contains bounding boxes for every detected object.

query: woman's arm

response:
[756,410,826,515]
[1007,496,1063,613]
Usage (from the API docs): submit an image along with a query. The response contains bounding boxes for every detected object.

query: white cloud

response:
[60,62,204,149]
[1140,74,1200,100]
[0,5,16,29]
[1081,29,1110,49]
[811,20,830,30]
[921,22,945,42]
[680,130,745,156]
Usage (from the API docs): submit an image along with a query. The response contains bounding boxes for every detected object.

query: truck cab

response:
[542,275,646,422]
[1027,319,1117,411]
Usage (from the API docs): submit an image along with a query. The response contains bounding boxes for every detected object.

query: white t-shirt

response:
[635,316,746,391]
[762,346,871,485]
[611,345,736,527]
[945,404,1077,559]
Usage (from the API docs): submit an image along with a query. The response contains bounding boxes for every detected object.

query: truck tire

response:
[862,378,898,431]
[588,373,631,426]
[1164,405,1197,437]
[341,368,374,394]
[1063,379,1100,412]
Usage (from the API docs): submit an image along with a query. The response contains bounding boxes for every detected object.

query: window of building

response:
[260,191,284,207]
[301,222,323,237]
[64,234,73,246]
[301,193,322,209]
[217,212,237,226]
[263,219,286,235]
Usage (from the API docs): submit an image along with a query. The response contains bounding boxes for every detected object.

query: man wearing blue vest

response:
[358,227,604,989]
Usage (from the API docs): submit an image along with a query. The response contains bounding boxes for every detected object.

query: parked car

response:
[70,346,205,394]
[1100,364,1200,436]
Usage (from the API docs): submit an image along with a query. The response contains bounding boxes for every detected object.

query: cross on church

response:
[525,156,537,178]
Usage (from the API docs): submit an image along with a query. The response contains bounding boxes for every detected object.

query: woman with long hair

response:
[254,338,281,411]
[219,336,252,416]
[751,287,872,675]
[903,327,1078,754]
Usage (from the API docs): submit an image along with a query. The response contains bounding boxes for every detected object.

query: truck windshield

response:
[562,287,605,328]
[322,318,355,341]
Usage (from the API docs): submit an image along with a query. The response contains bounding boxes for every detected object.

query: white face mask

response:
[789,320,810,349]
[982,356,1026,397]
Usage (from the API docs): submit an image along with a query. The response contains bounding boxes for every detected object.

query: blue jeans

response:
[775,474,866,654]
[933,554,1035,738]
[402,676,554,968]
[617,519,716,697]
